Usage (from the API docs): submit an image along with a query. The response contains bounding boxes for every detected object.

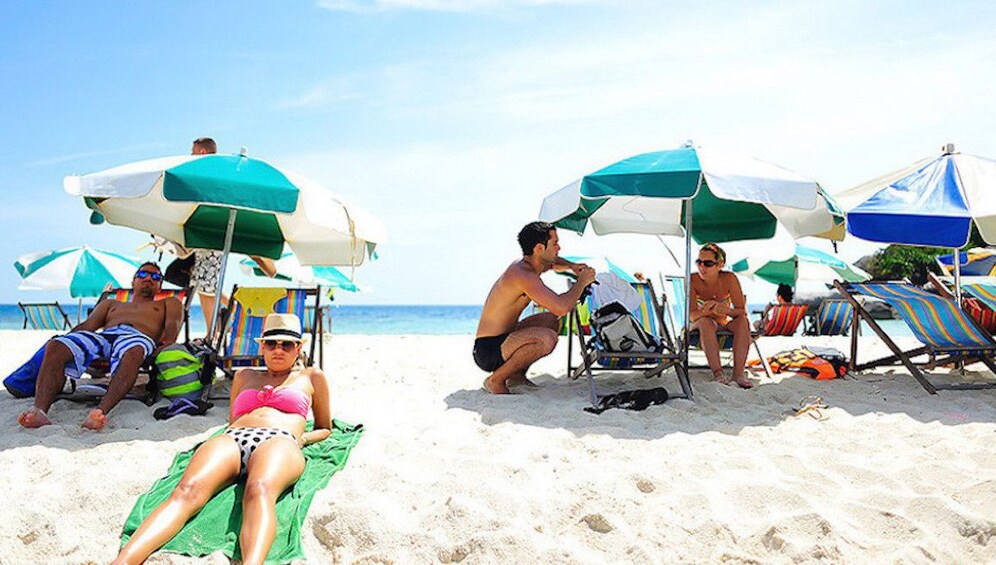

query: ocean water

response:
[0,303,483,335]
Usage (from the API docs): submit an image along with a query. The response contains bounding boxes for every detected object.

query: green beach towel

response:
[121,420,363,563]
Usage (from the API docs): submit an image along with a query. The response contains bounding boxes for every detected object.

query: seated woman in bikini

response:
[689,243,754,388]
[113,313,331,565]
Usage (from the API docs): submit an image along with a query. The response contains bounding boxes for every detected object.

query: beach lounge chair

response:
[303,304,330,369]
[663,275,770,377]
[804,299,855,336]
[567,280,692,405]
[833,281,996,393]
[927,273,996,334]
[58,286,195,405]
[756,303,809,337]
[213,286,323,381]
[18,301,72,330]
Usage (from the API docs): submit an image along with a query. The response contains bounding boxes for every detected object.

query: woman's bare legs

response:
[691,317,729,383]
[112,435,241,565]
[726,315,754,388]
[238,438,306,565]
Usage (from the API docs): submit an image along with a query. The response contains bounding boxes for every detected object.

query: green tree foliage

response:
[864,224,988,285]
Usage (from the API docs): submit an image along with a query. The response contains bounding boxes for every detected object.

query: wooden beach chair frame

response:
[567,280,692,406]
[833,280,996,394]
[18,301,72,330]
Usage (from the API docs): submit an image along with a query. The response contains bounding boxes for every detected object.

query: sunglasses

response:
[135,270,164,281]
[261,340,299,352]
[695,259,718,267]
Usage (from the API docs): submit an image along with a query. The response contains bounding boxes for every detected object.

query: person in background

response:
[187,137,275,336]
[689,243,754,389]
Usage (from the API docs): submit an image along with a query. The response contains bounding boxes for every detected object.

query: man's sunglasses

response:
[135,270,164,281]
[695,259,718,267]
[261,340,299,352]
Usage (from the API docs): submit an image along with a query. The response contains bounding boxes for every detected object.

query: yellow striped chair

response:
[18,302,72,330]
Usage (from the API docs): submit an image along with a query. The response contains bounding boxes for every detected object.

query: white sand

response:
[2,330,996,564]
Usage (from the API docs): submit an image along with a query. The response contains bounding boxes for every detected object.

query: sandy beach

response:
[2,330,995,564]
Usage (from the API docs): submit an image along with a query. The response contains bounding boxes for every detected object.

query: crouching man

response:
[474,222,595,394]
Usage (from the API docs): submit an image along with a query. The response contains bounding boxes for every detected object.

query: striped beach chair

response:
[757,304,809,337]
[18,302,72,330]
[834,281,996,393]
[807,299,855,336]
[567,280,691,405]
[214,286,322,379]
[962,283,996,334]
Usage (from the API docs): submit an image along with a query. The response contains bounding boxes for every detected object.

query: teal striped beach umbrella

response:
[15,245,141,298]
[64,153,385,266]
[65,152,385,328]
[730,244,870,286]
[239,252,360,292]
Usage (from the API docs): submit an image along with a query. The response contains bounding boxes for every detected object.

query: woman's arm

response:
[716,273,748,319]
[300,368,332,446]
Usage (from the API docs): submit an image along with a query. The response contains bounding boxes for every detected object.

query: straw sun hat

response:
[253,313,308,345]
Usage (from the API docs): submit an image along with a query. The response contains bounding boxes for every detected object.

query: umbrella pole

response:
[683,191,695,385]
[209,209,237,345]
[78,298,83,324]
[953,247,962,306]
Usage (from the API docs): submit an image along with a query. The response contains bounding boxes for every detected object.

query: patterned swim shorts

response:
[190,249,223,294]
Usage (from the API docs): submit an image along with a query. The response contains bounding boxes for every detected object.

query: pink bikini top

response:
[232,385,311,420]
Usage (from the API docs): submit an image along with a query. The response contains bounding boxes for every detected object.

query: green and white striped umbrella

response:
[64,153,385,266]
[540,145,844,243]
[730,244,870,286]
[15,245,141,298]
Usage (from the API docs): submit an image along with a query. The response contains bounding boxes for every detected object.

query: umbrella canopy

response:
[838,145,996,248]
[561,256,637,283]
[540,146,845,243]
[239,252,360,292]
[730,244,870,286]
[15,245,142,298]
[937,248,996,277]
[64,153,386,266]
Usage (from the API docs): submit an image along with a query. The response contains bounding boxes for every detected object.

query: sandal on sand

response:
[793,396,828,420]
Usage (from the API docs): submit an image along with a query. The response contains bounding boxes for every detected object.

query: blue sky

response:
[2,0,995,305]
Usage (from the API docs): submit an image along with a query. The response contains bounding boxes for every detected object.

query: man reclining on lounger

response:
[475,221,596,394]
[17,262,183,431]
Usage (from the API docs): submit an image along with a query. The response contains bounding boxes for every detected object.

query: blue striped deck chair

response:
[664,275,769,377]
[806,299,855,336]
[567,280,691,406]
[834,281,996,393]
[214,286,322,380]
[18,302,72,330]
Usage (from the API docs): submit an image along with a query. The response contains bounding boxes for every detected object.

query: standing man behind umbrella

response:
[188,138,275,336]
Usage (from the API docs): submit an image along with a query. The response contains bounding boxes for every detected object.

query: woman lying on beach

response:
[112,314,331,565]
[690,243,754,388]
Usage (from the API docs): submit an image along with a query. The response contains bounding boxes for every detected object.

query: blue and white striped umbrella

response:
[14,245,142,298]
[838,145,996,248]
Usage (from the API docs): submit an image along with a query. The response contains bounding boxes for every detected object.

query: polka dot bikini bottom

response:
[224,427,298,477]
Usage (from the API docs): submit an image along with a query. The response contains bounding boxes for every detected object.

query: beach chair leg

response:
[675,362,693,400]
[752,338,772,379]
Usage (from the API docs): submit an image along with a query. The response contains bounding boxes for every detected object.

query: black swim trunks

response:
[473,333,510,372]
